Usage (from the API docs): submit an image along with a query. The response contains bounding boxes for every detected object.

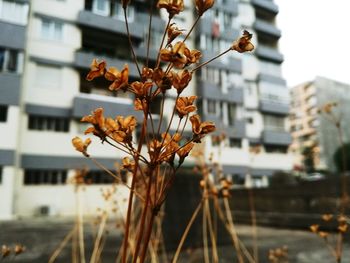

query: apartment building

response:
[290,76,350,173]
[0,0,292,219]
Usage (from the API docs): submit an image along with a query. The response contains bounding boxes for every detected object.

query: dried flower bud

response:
[309,224,319,233]
[321,214,333,222]
[338,223,348,233]
[167,23,184,45]
[86,59,106,81]
[1,245,11,259]
[231,30,254,53]
[195,0,215,16]
[318,231,329,239]
[157,0,184,17]
[72,137,91,157]
[14,244,25,255]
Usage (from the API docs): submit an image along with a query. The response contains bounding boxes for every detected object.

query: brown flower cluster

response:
[1,244,25,259]
[268,246,288,263]
[70,1,255,261]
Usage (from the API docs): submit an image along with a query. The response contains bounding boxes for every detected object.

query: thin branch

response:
[124,7,142,77]
[88,156,145,202]
[191,48,231,73]
[172,200,203,263]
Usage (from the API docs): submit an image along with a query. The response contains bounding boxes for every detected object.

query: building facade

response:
[0,0,292,219]
[290,76,350,173]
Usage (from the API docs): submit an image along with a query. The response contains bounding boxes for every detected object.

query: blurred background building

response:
[290,76,350,173]
[0,0,292,219]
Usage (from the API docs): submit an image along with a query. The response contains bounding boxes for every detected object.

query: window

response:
[92,0,110,16]
[264,114,285,131]
[40,18,63,41]
[35,64,61,89]
[227,103,236,126]
[207,100,216,114]
[28,115,70,132]
[85,171,115,184]
[0,105,8,122]
[0,0,28,25]
[113,3,134,21]
[229,138,241,148]
[246,117,254,124]
[265,145,288,154]
[0,48,22,73]
[24,169,67,185]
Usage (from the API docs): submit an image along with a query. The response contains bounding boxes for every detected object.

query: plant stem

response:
[139,211,157,263]
[90,211,107,263]
[146,0,154,68]
[156,17,172,68]
[77,188,86,263]
[122,111,148,263]
[172,200,203,263]
[205,199,219,263]
[132,169,154,263]
[124,8,141,77]
[191,48,231,73]
[203,201,210,263]
[48,226,76,263]
[223,197,244,263]
[248,188,259,263]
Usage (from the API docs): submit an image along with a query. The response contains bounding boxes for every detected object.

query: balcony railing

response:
[260,99,290,115]
[202,114,246,138]
[0,73,21,106]
[197,81,244,104]
[77,10,143,39]
[253,19,281,38]
[251,0,279,14]
[262,130,292,146]
[72,93,134,119]
[0,20,26,49]
[255,45,284,63]
[74,50,140,78]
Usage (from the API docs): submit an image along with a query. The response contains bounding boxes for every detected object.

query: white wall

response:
[16,179,130,218]
[0,106,20,149]
[23,62,80,108]
[0,167,16,219]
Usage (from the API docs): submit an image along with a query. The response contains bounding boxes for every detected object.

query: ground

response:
[0,218,349,262]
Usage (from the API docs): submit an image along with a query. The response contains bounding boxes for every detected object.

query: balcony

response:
[0,21,26,49]
[72,93,134,118]
[251,0,279,15]
[260,99,289,115]
[262,130,292,146]
[0,150,15,166]
[202,114,246,138]
[253,19,281,38]
[197,81,244,104]
[197,80,222,100]
[77,10,143,39]
[0,73,21,105]
[74,50,140,78]
[196,18,240,41]
[258,73,286,86]
[226,86,244,104]
[214,1,239,15]
[200,50,242,73]
[255,45,284,63]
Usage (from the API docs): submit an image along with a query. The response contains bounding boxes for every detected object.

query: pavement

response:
[0,218,349,262]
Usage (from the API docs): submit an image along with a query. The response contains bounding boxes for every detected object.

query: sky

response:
[275,0,350,87]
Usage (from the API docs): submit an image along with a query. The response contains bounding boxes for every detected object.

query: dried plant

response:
[268,246,289,263]
[71,1,254,262]
[311,102,349,263]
